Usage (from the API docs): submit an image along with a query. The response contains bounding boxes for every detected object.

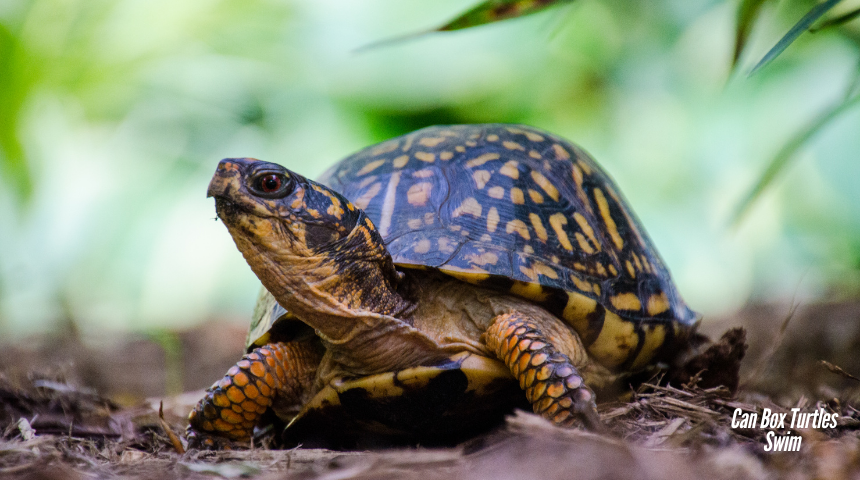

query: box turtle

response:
[188,124,700,448]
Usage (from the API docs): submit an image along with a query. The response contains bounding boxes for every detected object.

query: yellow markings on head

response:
[625,260,636,278]
[408,218,423,229]
[418,137,445,147]
[570,275,593,294]
[347,202,355,211]
[357,159,386,176]
[577,160,592,175]
[326,200,344,219]
[528,189,544,203]
[572,212,600,252]
[438,237,456,254]
[503,141,525,151]
[354,182,382,209]
[466,251,499,266]
[480,233,492,242]
[573,262,586,271]
[595,262,607,276]
[510,188,525,205]
[562,291,598,335]
[466,153,500,168]
[647,292,670,316]
[456,145,466,153]
[506,219,530,240]
[522,245,535,254]
[473,170,491,189]
[486,134,499,142]
[487,207,500,233]
[401,135,414,152]
[607,264,618,276]
[440,151,454,161]
[574,232,595,254]
[357,222,375,247]
[465,140,477,147]
[449,225,461,231]
[529,150,542,159]
[424,212,435,225]
[548,213,573,251]
[371,140,399,156]
[358,176,378,189]
[413,238,432,254]
[610,292,642,311]
[593,188,623,250]
[407,182,433,206]
[415,152,435,163]
[630,324,666,370]
[453,197,483,218]
[593,284,601,296]
[528,213,548,242]
[510,281,548,301]
[412,168,435,178]
[487,186,504,199]
[552,144,570,160]
[392,155,409,168]
[377,171,401,237]
[530,171,560,201]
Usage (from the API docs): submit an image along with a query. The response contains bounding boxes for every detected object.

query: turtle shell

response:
[315,124,698,370]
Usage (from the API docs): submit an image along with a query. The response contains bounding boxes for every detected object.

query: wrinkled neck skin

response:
[225,213,448,374]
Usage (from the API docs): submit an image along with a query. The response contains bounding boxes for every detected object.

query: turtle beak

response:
[207,159,247,199]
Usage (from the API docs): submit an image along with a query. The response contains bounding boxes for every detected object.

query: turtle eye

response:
[251,172,290,197]
[259,174,282,193]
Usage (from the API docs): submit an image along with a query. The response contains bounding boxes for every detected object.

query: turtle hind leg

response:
[485,313,601,430]
[186,341,321,449]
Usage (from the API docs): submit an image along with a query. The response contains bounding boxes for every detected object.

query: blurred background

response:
[1,0,859,397]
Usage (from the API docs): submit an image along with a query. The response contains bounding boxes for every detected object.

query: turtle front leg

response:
[485,313,601,429]
[187,341,321,449]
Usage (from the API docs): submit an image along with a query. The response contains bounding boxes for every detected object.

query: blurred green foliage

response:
[0,0,859,339]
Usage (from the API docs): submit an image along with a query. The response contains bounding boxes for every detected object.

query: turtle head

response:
[208,158,365,253]
[208,158,414,333]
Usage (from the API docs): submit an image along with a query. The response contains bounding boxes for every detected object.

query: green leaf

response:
[730,91,860,227]
[748,0,844,76]
[811,5,860,32]
[437,0,575,32]
[356,0,573,52]
[733,0,769,69]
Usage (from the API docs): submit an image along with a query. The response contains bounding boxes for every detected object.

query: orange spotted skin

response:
[486,314,600,429]
[187,342,321,447]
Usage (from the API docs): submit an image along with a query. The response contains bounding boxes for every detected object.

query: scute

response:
[283,352,528,446]
[319,124,697,330]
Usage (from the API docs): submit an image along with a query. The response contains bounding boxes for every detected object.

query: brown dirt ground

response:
[2,301,860,480]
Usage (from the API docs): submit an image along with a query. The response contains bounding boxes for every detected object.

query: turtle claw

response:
[185,427,248,451]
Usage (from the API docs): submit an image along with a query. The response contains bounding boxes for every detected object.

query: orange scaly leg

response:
[187,341,321,449]
[486,313,601,429]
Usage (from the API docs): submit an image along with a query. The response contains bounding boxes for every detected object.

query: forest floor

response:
[2,299,860,480]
